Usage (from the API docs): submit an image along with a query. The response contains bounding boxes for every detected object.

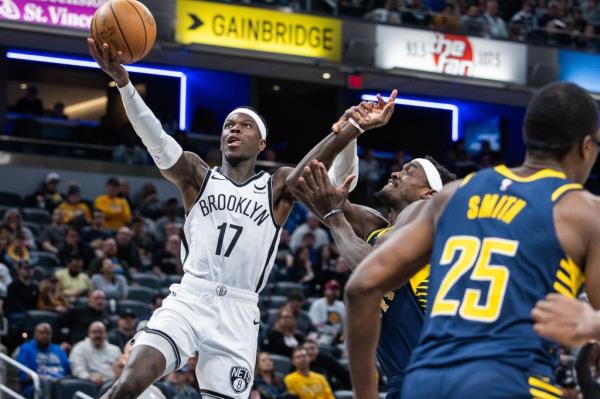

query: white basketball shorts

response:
[133,274,261,399]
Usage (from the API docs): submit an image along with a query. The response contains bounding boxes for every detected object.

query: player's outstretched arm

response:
[87,38,208,211]
[344,182,456,399]
[532,294,600,346]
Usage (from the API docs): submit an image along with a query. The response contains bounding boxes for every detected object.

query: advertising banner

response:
[176,0,342,62]
[0,0,105,30]
[375,25,527,84]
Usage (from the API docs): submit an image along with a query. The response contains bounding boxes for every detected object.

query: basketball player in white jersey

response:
[87,39,397,399]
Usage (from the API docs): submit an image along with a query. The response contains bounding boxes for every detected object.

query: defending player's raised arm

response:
[344,182,457,399]
[88,38,208,211]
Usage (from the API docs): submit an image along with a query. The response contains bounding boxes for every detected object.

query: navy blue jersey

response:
[367,228,428,388]
[408,166,584,377]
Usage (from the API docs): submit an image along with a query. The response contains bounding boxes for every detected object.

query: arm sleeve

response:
[328,139,358,192]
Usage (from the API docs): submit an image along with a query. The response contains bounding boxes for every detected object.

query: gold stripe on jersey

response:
[551,183,583,202]
[528,377,563,396]
[495,165,566,182]
[367,227,391,244]
[529,389,561,399]
[553,257,584,299]
[460,172,476,187]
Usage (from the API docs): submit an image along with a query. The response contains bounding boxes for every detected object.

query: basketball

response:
[90,0,156,64]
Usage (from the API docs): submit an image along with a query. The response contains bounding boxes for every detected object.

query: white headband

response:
[224,108,267,139]
[413,158,443,192]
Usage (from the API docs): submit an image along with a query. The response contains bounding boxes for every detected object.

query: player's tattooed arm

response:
[160,152,209,212]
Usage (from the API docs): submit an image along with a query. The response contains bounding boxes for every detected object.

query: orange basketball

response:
[90,0,157,64]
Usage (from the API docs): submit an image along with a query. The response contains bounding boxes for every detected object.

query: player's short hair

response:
[524,82,599,160]
[423,156,457,185]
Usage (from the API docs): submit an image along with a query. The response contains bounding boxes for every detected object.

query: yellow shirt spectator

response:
[55,257,93,298]
[58,202,92,224]
[95,178,131,229]
[284,371,334,399]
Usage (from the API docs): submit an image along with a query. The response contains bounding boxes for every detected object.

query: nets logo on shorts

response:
[230,366,251,393]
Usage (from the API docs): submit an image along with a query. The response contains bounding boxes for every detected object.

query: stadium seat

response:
[30,251,60,268]
[23,221,41,237]
[127,286,158,303]
[0,191,22,207]
[339,358,349,371]
[118,299,152,320]
[22,208,51,224]
[334,390,354,399]
[266,308,280,326]
[53,378,98,399]
[130,272,161,289]
[272,282,304,296]
[24,310,58,333]
[267,295,287,309]
[162,274,181,287]
[268,354,292,375]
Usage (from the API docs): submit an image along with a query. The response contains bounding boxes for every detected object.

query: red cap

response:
[325,280,341,290]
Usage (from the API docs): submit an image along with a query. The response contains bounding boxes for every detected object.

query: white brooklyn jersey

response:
[181,167,281,293]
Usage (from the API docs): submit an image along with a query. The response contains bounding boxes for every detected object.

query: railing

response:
[74,392,94,399]
[0,353,40,399]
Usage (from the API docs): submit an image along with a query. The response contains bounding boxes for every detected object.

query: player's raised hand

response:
[532,294,600,347]
[87,38,129,87]
[297,160,355,223]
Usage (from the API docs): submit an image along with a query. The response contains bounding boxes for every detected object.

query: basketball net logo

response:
[431,33,474,77]
[230,366,251,393]
[0,0,20,20]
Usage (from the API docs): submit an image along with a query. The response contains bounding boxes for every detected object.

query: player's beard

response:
[374,188,395,208]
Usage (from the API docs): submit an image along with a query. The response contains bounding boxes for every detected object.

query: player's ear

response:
[421,189,435,200]
[259,139,267,152]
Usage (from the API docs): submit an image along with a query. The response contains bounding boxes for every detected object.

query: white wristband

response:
[348,118,365,134]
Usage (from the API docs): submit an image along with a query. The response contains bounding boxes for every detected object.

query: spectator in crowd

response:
[82,211,110,250]
[460,4,486,35]
[58,289,111,344]
[137,183,163,220]
[482,0,508,38]
[55,254,93,301]
[15,86,44,116]
[69,321,122,387]
[164,367,200,399]
[284,202,308,235]
[308,280,345,345]
[364,0,402,23]
[581,0,600,28]
[5,261,38,318]
[49,101,67,119]
[57,226,93,266]
[130,217,157,269]
[285,290,315,336]
[313,245,336,277]
[26,172,63,212]
[115,226,141,271]
[95,177,132,230]
[108,308,138,351]
[57,186,92,224]
[89,238,130,278]
[431,2,461,32]
[5,232,31,266]
[112,143,147,165]
[40,208,66,254]
[0,224,12,260]
[267,306,305,357]
[36,274,68,312]
[403,0,431,26]
[3,208,36,250]
[284,347,334,399]
[290,214,330,252]
[118,179,133,210]
[0,261,12,297]
[155,198,184,242]
[303,339,350,391]
[153,234,182,277]
[92,258,129,300]
[285,247,315,285]
[254,352,293,399]
[510,0,538,40]
[111,340,167,398]
[538,1,566,31]
[15,323,70,398]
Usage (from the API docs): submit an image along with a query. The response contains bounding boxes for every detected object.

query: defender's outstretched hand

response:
[87,38,129,87]
[532,294,600,346]
[332,89,398,133]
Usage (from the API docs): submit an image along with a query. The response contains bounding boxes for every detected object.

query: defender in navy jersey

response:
[345,82,600,399]
[289,157,455,398]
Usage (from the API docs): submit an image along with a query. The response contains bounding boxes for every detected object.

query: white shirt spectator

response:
[309,280,346,344]
[0,262,13,297]
[290,216,330,252]
[69,334,121,383]
[483,13,509,38]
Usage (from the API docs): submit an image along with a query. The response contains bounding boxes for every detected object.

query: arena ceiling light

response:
[6,50,188,131]
[361,94,460,142]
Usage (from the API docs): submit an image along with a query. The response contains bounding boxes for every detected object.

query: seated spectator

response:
[155,198,184,243]
[316,257,351,291]
[137,183,163,220]
[108,308,138,351]
[460,4,486,36]
[92,258,129,300]
[26,172,63,212]
[284,247,314,285]
[116,226,141,271]
[89,238,130,278]
[164,367,200,399]
[82,211,110,250]
[5,232,31,266]
[267,306,305,357]
[581,0,600,27]
[254,352,294,399]
[284,347,334,399]
[402,0,431,27]
[15,323,70,398]
[275,229,293,268]
[481,0,508,38]
[285,291,315,336]
[69,321,121,387]
[55,254,93,301]
[49,101,67,119]
[3,208,36,250]
[290,214,330,252]
[364,0,402,24]
[153,234,183,277]
[510,0,538,40]
[40,208,66,254]
[15,86,44,116]
[5,261,38,318]
[37,274,68,312]
[0,261,12,297]
[118,178,134,211]
[303,339,350,390]
[131,217,157,269]
[112,143,148,165]
[308,280,345,345]
[58,289,111,344]
[431,2,461,32]
[95,177,132,230]
[58,186,92,224]
[57,226,93,266]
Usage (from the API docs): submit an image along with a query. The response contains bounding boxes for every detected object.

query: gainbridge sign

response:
[375,25,526,84]
[176,0,342,62]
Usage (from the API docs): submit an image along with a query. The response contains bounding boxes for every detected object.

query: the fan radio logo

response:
[431,33,474,77]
